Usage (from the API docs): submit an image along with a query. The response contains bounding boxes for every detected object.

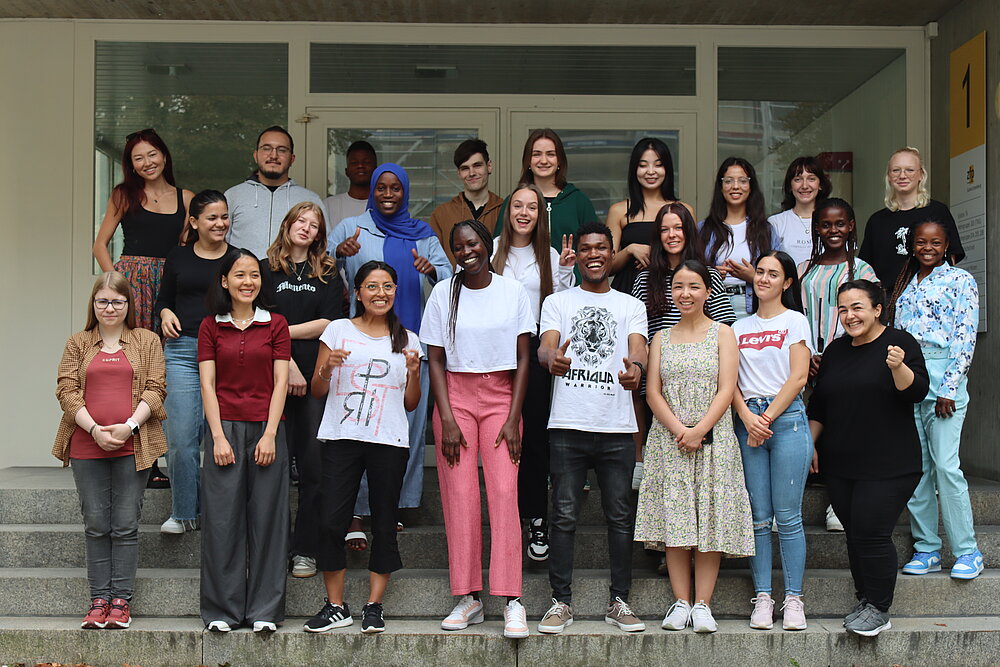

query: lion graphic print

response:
[569,305,617,366]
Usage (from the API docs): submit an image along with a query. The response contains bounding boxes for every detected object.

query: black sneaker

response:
[303,599,352,632]
[527,518,549,561]
[361,602,385,634]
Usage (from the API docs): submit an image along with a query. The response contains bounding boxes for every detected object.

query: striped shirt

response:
[797,258,878,353]
[631,266,737,339]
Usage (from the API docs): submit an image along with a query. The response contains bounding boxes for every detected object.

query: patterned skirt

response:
[114,255,165,332]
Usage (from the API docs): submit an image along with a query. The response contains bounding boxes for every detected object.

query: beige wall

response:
[931,0,1000,480]
[0,21,77,466]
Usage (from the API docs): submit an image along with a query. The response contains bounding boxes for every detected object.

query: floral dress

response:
[635,320,754,557]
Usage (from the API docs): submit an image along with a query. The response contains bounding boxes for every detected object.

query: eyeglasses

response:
[721,177,751,187]
[125,128,155,141]
[257,144,291,156]
[362,283,396,294]
[94,298,128,310]
[889,167,918,177]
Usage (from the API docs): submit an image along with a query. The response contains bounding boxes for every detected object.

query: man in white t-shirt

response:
[536,222,648,635]
[323,140,377,232]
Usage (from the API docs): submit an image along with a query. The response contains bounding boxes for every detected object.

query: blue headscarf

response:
[367,163,435,333]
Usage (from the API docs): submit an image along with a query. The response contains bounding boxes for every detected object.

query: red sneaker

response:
[81,598,110,629]
[106,598,132,629]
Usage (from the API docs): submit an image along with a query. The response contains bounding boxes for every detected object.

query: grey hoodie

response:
[224,177,325,258]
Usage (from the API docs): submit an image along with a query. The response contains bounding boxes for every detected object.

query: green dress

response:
[635,321,754,557]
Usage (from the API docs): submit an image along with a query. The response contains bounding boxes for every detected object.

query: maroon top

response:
[198,310,291,422]
[69,351,135,459]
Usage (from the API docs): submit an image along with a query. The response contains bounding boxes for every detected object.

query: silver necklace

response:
[293,260,308,282]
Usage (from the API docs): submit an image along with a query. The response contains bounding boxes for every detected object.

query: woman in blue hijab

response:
[328,163,452,548]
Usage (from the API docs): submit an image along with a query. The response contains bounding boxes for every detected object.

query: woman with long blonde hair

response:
[859,147,965,287]
[265,202,344,578]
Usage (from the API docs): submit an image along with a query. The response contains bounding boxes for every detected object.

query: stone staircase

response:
[0,465,998,666]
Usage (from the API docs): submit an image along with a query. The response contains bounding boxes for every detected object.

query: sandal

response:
[345,515,368,551]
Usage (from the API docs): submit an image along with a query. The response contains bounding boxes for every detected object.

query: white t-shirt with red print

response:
[733,309,814,399]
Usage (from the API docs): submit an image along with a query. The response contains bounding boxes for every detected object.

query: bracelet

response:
[88,424,98,437]
[318,370,331,381]
[760,413,773,425]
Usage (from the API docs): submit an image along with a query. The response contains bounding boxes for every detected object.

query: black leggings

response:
[518,335,552,520]
[317,440,408,574]
[824,473,920,612]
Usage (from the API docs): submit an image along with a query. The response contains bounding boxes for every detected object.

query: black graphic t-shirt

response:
[316,319,421,448]
[539,287,647,433]
[858,200,965,286]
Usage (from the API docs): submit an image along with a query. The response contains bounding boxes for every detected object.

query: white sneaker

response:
[207,620,231,632]
[503,599,529,638]
[825,505,844,532]
[661,599,691,630]
[631,461,644,491]
[690,602,717,633]
[441,595,484,630]
[749,593,774,629]
[291,555,317,578]
[160,517,185,534]
[253,621,276,633]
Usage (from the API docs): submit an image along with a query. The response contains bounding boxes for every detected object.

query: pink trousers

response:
[433,371,522,597]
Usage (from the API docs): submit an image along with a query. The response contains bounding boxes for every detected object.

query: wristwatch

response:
[126,419,140,436]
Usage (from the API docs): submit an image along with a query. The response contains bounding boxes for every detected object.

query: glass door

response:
[507,111,698,220]
[304,108,500,221]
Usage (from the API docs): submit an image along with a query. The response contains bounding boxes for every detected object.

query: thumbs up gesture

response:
[412,247,435,275]
[336,226,362,258]
[618,357,641,390]
[548,338,572,377]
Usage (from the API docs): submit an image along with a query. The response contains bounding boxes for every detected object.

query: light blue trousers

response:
[908,354,977,556]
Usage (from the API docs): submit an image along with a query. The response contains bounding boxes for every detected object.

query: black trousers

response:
[317,440,408,574]
[824,472,920,612]
[518,335,552,520]
[284,392,324,557]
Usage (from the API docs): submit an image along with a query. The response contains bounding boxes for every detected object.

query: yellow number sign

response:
[950,31,986,158]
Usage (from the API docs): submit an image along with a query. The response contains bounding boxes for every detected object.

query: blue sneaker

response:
[950,550,984,580]
[902,551,942,575]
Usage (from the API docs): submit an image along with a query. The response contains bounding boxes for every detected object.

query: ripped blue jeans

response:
[735,397,811,596]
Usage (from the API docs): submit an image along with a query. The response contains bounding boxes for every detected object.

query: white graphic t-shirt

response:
[732,309,813,400]
[540,287,647,433]
[317,319,421,448]
[769,208,814,267]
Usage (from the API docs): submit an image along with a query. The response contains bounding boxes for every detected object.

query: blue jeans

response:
[548,429,635,603]
[354,359,428,514]
[908,354,977,556]
[735,397,811,596]
[71,456,148,601]
[164,336,205,521]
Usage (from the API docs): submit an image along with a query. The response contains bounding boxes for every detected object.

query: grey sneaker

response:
[845,603,891,637]
[538,599,573,634]
[843,598,867,627]
[605,597,645,632]
[291,555,317,578]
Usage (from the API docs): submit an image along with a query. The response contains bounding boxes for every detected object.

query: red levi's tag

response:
[737,330,788,351]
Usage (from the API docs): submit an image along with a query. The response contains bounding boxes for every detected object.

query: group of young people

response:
[54,126,981,640]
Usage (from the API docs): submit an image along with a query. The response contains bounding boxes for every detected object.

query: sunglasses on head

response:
[125,128,157,142]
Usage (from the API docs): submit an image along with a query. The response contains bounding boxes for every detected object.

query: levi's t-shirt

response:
[540,287,647,433]
[317,319,421,448]
[733,309,813,399]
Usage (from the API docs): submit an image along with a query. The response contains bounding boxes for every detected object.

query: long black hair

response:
[700,157,770,266]
[354,260,408,353]
[885,219,951,326]
[626,137,677,219]
[207,247,274,315]
[645,202,705,317]
[180,189,227,245]
[671,259,715,316]
[799,197,860,282]
[448,219,495,344]
[779,156,832,211]
[751,250,804,314]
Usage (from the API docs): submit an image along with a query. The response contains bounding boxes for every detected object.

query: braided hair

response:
[448,219,495,344]
[799,197,860,282]
[885,219,950,326]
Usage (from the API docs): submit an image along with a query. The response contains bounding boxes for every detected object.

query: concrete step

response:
[5,466,1000,528]
[2,568,999,619]
[0,616,999,667]
[2,522,998,571]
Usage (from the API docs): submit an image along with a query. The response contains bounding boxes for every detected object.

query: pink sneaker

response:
[749,593,774,629]
[782,595,807,630]
[441,595,484,630]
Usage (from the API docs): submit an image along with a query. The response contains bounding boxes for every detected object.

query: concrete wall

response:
[930,0,1000,480]
[0,21,77,466]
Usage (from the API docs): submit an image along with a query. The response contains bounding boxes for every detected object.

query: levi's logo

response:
[738,330,787,350]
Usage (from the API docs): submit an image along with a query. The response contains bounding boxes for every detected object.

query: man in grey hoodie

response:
[225,126,325,258]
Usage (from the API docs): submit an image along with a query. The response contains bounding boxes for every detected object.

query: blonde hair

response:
[884,147,930,211]
[265,201,337,282]
[86,271,137,331]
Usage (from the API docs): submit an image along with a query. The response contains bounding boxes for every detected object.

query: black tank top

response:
[610,219,656,294]
[120,188,185,258]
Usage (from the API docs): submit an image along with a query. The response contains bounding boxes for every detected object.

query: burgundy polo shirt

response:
[197,308,291,422]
